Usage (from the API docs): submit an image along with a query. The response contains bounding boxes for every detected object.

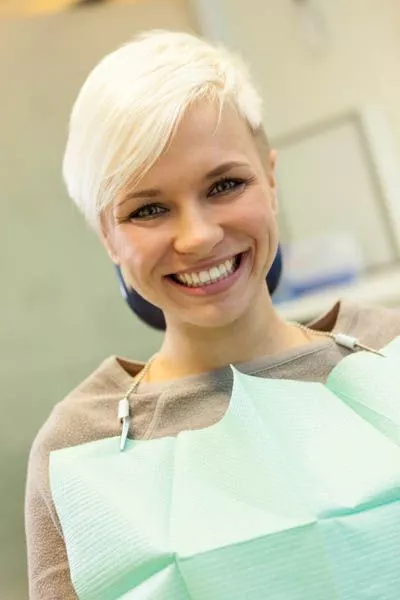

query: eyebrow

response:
[117,161,250,206]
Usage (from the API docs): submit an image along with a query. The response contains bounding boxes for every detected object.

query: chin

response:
[177,302,250,330]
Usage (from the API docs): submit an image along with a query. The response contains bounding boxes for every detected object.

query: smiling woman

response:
[25,29,400,600]
[97,97,281,340]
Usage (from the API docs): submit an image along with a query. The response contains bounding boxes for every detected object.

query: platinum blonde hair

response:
[62,30,264,230]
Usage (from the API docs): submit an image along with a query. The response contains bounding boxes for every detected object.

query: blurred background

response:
[1,0,400,597]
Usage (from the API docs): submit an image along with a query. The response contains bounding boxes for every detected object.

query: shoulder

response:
[26,355,139,529]
[28,356,138,473]
[312,299,400,349]
[25,356,138,599]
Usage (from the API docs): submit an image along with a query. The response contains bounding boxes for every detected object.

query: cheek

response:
[117,230,168,279]
[235,192,277,238]
[114,233,139,264]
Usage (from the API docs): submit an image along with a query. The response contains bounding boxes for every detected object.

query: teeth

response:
[199,271,210,283]
[175,256,238,287]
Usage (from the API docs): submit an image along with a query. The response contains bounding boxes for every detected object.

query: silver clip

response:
[118,398,130,452]
[353,342,385,357]
[120,417,130,452]
[333,333,384,357]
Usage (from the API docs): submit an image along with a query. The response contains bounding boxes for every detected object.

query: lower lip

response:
[166,251,250,296]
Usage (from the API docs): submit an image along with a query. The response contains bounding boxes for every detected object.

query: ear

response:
[99,212,120,265]
[267,149,278,215]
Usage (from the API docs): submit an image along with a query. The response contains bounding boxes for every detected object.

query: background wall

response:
[1,0,400,597]
[0,2,196,597]
[191,0,400,145]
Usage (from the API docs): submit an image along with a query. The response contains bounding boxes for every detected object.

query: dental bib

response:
[50,338,400,600]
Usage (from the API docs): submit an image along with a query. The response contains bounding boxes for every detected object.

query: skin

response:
[101,100,317,382]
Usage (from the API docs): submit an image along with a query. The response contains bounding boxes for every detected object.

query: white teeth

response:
[175,256,238,287]
[199,271,210,283]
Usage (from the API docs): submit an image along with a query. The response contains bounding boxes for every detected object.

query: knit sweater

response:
[25,300,400,599]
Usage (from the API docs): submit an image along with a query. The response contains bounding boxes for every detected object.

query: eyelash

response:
[129,177,247,221]
[208,177,246,196]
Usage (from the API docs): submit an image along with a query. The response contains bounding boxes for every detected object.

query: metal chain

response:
[291,322,384,356]
[118,322,384,450]
[291,321,335,340]
[125,353,158,397]
[118,353,158,451]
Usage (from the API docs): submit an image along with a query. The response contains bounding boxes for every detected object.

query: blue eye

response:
[130,204,166,220]
[209,178,245,196]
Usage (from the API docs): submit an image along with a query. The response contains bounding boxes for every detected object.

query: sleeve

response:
[25,436,77,600]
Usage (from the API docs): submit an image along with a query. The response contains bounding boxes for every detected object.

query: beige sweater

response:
[25,300,400,599]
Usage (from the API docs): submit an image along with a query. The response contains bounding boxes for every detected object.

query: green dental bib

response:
[50,339,400,599]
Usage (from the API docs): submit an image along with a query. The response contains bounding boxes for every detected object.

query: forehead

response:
[146,100,263,180]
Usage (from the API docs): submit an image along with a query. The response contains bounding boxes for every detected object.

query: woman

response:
[25,30,400,599]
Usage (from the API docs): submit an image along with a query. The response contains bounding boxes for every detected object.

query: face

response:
[102,100,279,330]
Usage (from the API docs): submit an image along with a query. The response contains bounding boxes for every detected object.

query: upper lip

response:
[169,252,243,276]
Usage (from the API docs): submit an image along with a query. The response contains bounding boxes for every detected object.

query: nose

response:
[172,203,224,256]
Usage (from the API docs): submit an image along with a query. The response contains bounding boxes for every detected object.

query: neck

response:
[148,290,314,383]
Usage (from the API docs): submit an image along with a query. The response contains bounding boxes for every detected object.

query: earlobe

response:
[268,149,277,187]
[269,149,277,174]
[268,149,279,215]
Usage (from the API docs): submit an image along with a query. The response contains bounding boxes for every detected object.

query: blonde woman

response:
[25,30,400,600]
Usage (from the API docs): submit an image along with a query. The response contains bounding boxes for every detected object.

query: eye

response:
[209,177,246,197]
[129,204,166,220]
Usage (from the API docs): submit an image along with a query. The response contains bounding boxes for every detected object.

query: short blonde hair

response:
[62,30,264,230]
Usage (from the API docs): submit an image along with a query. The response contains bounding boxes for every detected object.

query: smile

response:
[169,253,242,288]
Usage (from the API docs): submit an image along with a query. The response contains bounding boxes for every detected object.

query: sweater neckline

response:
[108,300,355,395]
